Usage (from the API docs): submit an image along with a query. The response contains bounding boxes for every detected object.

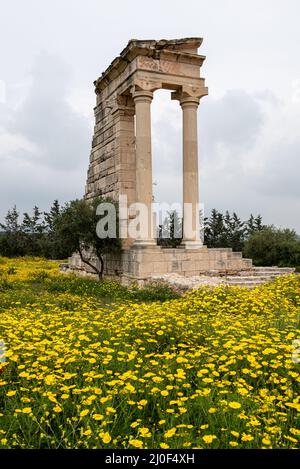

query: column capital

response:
[179,95,200,109]
[111,94,135,117]
[131,89,153,103]
[171,85,208,107]
[132,77,161,92]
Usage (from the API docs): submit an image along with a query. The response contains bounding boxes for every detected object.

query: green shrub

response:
[28,270,51,283]
[45,275,130,301]
[243,226,300,267]
[130,281,181,302]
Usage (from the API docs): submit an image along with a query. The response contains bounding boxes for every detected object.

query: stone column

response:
[180,95,202,248]
[132,89,155,246]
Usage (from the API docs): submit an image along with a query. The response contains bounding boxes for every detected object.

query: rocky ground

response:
[151,267,296,290]
[151,273,224,289]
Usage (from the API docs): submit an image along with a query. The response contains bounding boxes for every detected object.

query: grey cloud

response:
[201,89,265,158]
[0,0,300,232]
[0,157,86,219]
[151,90,267,206]
[152,101,182,204]
[255,140,300,198]
[0,53,91,221]
[151,89,300,232]
[9,53,91,171]
[0,101,14,128]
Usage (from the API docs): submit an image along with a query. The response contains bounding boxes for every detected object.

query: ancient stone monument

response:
[69,38,253,282]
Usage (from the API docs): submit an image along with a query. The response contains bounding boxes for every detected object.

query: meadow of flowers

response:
[0,257,299,449]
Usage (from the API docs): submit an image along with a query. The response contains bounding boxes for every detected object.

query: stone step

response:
[224,267,297,288]
[225,277,266,287]
[226,282,265,288]
[252,271,294,277]
[226,278,265,284]
[226,275,274,282]
[230,251,243,258]
[238,267,295,277]
[242,259,253,266]
[253,266,295,273]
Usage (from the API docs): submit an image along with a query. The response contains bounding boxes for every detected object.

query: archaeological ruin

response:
[68,38,254,282]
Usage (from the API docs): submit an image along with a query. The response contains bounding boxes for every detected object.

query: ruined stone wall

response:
[85,103,117,200]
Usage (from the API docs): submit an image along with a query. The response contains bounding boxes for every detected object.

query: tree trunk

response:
[77,244,102,280]
[98,254,104,280]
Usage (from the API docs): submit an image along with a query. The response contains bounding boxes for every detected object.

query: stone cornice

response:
[94,38,206,94]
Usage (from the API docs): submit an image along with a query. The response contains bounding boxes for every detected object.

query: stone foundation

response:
[68,245,252,285]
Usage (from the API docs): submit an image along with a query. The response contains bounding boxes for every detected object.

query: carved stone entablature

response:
[94,38,207,96]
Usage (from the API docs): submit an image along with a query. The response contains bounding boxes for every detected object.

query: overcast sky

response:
[0,0,299,231]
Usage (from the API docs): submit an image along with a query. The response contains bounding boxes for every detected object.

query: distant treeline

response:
[0,201,300,269]
[0,201,71,260]
[157,208,300,268]
[204,209,300,268]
